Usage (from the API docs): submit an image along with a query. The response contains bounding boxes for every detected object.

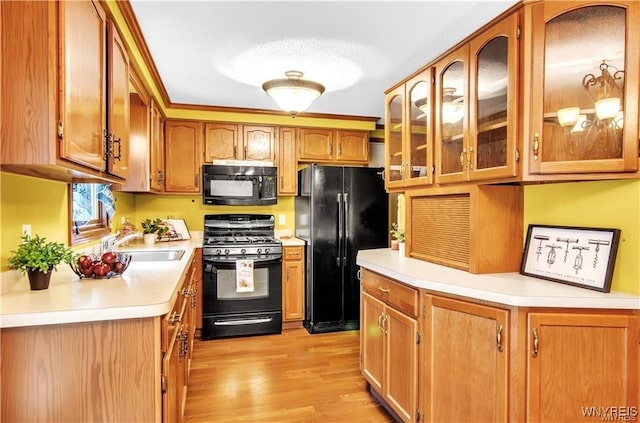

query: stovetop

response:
[203,214,281,258]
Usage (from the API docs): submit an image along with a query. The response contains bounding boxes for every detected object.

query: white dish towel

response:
[236,259,255,292]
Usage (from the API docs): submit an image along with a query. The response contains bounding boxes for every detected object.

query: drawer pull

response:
[496,324,503,352]
[377,287,390,294]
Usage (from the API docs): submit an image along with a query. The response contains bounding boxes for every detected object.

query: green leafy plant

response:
[390,223,405,243]
[8,234,75,274]
[141,218,170,236]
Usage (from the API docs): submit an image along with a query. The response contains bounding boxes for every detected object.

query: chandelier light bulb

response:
[557,107,580,127]
[594,97,621,120]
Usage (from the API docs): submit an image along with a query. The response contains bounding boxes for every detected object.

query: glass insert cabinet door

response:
[435,45,468,183]
[528,2,639,174]
[385,86,405,186]
[406,69,434,186]
[469,13,519,181]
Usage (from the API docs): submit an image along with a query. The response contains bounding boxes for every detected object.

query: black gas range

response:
[201,214,283,340]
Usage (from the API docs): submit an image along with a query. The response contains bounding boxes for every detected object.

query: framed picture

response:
[520,224,621,293]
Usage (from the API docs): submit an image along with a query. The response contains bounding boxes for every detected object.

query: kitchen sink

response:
[121,249,186,262]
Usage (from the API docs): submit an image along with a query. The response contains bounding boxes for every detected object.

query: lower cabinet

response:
[282,245,305,323]
[423,295,509,423]
[527,312,639,423]
[359,266,640,423]
[361,269,419,422]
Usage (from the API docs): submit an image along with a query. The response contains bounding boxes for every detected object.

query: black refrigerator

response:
[295,164,389,334]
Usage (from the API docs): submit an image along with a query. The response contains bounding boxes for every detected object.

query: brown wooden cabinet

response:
[527,311,639,423]
[385,68,435,191]
[277,127,298,196]
[204,123,276,163]
[435,13,519,184]
[0,0,130,183]
[165,120,203,193]
[406,184,523,274]
[523,1,639,177]
[298,128,369,164]
[423,295,509,423]
[282,246,305,322]
[150,100,166,192]
[361,269,419,423]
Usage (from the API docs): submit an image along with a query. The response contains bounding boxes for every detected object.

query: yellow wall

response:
[2,173,639,294]
[126,194,295,234]
[524,179,640,295]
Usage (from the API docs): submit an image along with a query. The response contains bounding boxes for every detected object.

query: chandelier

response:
[556,60,624,132]
[262,71,325,117]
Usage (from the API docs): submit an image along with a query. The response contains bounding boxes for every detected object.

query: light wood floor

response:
[184,328,393,422]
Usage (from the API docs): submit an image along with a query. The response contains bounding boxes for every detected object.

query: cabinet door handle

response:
[377,286,389,294]
[195,172,199,188]
[286,268,290,280]
[459,149,467,169]
[356,269,362,281]
[496,324,503,352]
[111,136,122,161]
[377,313,384,332]
[338,143,342,157]
[467,146,474,170]
[532,328,539,357]
[233,145,237,158]
[244,146,248,158]
[532,133,539,161]
[382,314,388,335]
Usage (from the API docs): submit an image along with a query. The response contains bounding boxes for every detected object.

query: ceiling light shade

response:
[262,71,325,117]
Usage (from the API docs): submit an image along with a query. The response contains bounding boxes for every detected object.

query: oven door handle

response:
[213,317,273,326]
[203,256,282,267]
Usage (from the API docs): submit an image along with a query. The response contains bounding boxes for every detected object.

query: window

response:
[69,183,114,245]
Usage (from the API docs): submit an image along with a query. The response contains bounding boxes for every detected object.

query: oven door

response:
[202,255,282,315]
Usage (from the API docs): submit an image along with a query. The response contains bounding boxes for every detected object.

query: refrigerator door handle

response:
[343,193,349,263]
[337,193,343,267]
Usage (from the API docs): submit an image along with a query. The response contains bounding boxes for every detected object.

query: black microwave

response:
[202,164,277,205]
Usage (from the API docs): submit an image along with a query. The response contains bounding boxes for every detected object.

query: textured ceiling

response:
[129,0,519,122]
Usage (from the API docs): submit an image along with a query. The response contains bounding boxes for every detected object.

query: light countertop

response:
[357,248,640,309]
[280,237,305,247]
[0,238,203,328]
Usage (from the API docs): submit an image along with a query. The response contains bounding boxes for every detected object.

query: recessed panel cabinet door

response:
[362,292,385,392]
[298,128,333,161]
[165,121,203,193]
[107,21,129,179]
[243,126,276,162]
[335,130,369,162]
[204,123,239,162]
[527,312,639,423]
[426,295,509,423]
[59,0,107,171]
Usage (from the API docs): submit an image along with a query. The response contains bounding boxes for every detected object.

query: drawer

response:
[284,246,304,261]
[361,269,418,318]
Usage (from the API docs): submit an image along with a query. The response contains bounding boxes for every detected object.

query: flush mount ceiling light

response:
[262,71,325,117]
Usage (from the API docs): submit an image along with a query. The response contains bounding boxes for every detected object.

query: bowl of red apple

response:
[70,251,132,279]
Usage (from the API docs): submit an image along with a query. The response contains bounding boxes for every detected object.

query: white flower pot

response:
[143,233,156,246]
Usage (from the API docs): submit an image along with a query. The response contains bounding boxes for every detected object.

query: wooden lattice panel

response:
[410,194,471,270]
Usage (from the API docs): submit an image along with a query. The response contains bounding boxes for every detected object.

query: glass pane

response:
[440,61,465,175]
[387,94,404,182]
[543,6,625,162]
[409,81,429,179]
[477,36,508,170]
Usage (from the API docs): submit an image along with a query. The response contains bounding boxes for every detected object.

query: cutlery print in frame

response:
[520,224,621,293]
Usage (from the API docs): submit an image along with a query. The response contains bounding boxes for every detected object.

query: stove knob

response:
[257,248,262,254]
[265,248,270,254]
[215,249,221,255]
[240,248,246,254]
[224,249,230,255]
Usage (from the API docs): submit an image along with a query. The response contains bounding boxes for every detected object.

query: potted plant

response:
[141,218,169,246]
[390,223,405,253]
[8,234,75,290]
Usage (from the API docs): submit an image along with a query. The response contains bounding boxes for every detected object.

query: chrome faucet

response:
[100,232,141,254]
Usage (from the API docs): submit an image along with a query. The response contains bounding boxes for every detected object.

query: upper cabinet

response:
[298,128,369,164]
[524,1,639,175]
[435,13,519,184]
[385,68,434,191]
[165,120,203,193]
[204,123,276,163]
[0,0,130,183]
[277,127,298,196]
